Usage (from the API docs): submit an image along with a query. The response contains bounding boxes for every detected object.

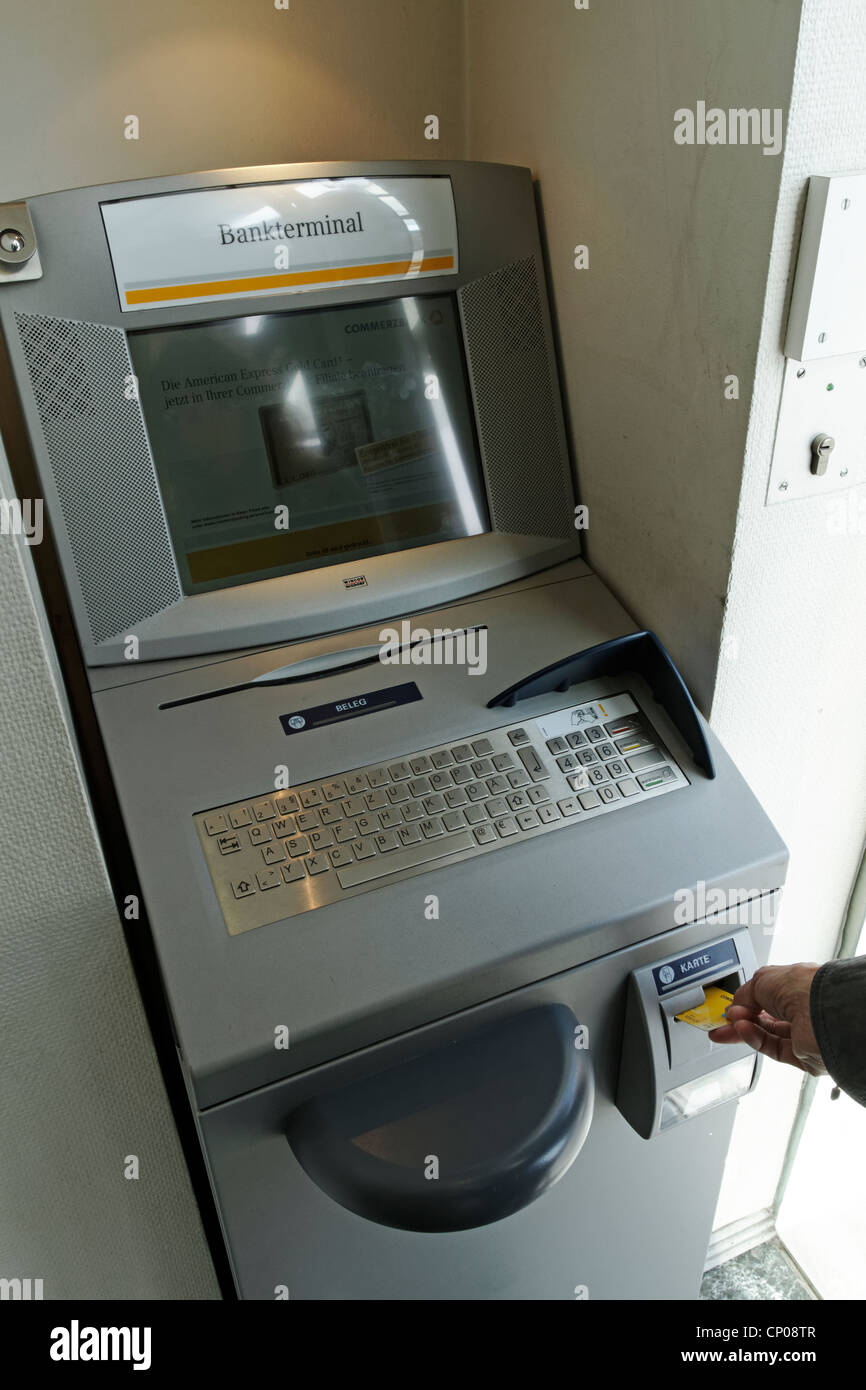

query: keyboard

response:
[195,690,688,935]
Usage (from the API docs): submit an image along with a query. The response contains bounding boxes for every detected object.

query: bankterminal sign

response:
[101,176,459,313]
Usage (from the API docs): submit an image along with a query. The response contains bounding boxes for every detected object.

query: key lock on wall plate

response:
[768,173,866,506]
[0,202,42,284]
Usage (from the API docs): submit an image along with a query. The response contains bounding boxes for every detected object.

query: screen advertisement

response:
[128,294,489,593]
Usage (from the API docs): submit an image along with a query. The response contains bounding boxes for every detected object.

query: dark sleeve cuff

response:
[810,957,866,1108]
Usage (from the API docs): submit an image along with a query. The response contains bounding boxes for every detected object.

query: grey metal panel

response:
[460,258,574,540]
[14,311,181,644]
[199,907,775,1299]
[86,556,593,694]
[90,570,787,1109]
[0,160,581,666]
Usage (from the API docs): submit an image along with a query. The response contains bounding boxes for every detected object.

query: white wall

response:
[0,0,465,1298]
[711,0,866,1231]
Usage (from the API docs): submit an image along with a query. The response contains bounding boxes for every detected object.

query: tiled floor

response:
[701,1237,818,1300]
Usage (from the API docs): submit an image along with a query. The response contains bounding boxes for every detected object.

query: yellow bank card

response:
[675,986,735,1032]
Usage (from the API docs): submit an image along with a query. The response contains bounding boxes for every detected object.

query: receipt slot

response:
[617,930,760,1139]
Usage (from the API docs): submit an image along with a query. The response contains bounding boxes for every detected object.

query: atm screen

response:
[128,294,490,594]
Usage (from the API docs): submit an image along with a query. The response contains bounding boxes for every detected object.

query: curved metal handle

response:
[486,629,715,778]
[286,1004,594,1233]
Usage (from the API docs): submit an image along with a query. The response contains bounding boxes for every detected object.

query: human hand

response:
[708,964,825,1075]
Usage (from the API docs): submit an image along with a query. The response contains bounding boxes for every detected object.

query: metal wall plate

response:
[767,352,866,505]
[786,173,866,362]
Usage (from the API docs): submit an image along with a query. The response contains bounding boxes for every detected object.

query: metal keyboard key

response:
[374,830,400,852]
[627,748,666,773]
[517,746,549,780]
[617,734,655,756]
[430,750,454,769]
[336,830,474,888]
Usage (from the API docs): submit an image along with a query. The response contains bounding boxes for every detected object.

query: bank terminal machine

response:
[0,162,787,1299]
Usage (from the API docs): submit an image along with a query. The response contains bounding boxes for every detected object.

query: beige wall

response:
[0,0,466,200]
[465,0,802,711]
[0,0,465,1298]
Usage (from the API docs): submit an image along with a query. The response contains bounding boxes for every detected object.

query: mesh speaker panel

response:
[460,257,574,539]
[15,312,181,645]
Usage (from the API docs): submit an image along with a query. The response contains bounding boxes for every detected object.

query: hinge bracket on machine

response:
[486,629,716,778]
